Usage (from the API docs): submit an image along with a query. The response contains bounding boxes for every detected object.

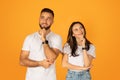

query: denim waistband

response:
[67,69,91,80]
[68,69,89,73]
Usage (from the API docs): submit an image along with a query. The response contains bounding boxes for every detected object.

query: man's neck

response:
[46,29,51,35]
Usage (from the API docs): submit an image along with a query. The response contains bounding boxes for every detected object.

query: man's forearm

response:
[43,44,58,61]
[20,58,43,67]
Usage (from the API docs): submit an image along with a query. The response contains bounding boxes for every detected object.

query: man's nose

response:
[43,19,47,23]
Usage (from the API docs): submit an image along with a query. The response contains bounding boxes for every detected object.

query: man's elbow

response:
[19,59,26,66]
[62,62,67,68]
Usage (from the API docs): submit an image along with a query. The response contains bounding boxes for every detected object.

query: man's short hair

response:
[41,8,54,17]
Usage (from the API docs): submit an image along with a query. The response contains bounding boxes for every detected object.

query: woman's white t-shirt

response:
[63,43,96,67]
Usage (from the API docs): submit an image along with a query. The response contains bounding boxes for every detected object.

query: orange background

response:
[0,0,120,80]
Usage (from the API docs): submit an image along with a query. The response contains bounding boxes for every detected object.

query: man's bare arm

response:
[43,44,60,62]
[20,50,52,68]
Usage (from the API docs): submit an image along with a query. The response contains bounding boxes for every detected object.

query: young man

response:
[20,8,62,80]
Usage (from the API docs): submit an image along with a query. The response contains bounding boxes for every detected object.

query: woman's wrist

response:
[82,47,87,50]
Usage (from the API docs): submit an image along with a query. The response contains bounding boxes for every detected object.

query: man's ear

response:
[52,20,54,24]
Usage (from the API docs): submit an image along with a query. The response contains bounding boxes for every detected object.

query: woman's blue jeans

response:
[66,70,91,80]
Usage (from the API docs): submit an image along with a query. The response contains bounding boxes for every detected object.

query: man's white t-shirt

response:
[22,32,62,80]
[63,43,96,71]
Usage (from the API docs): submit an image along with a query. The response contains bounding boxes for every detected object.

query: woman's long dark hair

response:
[67,21,92,57]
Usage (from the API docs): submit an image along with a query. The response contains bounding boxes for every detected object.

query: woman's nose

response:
[79,29,82,32]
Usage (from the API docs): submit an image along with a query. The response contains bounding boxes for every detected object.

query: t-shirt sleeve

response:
[63,43,71,54]
[22,36,32,51]
[87,44,96,58]
[50,35,62,52]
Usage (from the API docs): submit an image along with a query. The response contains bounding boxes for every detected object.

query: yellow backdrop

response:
[0,0,120,80]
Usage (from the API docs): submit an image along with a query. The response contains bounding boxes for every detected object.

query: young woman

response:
[62,21,96,80]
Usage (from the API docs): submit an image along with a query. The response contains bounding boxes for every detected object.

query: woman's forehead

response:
[73,24,82,28]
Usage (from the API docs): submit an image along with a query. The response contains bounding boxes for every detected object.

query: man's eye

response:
[40,16,44,19]
[47,17,52,21]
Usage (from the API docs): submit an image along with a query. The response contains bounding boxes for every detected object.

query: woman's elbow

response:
[84,63,91,67]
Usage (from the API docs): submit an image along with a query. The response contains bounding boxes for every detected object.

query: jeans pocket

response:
[66,72,73,78]
[85,71,91,80]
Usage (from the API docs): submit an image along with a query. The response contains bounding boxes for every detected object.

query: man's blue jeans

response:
[66,70,91,80]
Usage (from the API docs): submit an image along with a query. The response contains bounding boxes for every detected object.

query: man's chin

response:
[40,27,50,30]
[39,24,51,30]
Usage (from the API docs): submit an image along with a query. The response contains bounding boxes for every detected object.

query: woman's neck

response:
[76,38,82,46]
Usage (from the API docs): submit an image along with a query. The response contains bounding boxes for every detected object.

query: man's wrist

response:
[38,61,42,66]
[42,40,48,44]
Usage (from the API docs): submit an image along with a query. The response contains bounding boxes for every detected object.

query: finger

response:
[48,60,54,64]
[49,62,53,64]
[46,59,50,62]
[42,28,46,31]
[39,30,42,35]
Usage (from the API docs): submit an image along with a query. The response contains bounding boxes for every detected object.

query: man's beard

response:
[39,24,51,30]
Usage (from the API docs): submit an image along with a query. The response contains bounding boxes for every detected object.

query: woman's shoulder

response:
[64,43,70,47]
[89,44,96,50]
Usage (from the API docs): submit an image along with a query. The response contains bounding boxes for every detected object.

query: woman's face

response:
[72,23,84,39]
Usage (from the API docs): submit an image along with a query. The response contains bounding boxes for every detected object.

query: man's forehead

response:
[41,12,53,17]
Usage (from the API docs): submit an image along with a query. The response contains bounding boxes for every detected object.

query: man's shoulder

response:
[48,32,62,41]
[25,32,38,39]
[49,32,61,38]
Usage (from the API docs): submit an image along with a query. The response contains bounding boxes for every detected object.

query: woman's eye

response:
[80,26,83,29]
[74,29,78,31]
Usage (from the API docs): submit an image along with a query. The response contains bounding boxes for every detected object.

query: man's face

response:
[39,12,54,30]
